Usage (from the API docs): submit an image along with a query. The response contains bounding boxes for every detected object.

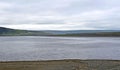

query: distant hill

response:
[44,30,120,34]
[0,27,51,36]
[0,27,120,37]
[0,27,26,36]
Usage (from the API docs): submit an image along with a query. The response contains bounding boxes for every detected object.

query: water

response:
[0,36,120,61]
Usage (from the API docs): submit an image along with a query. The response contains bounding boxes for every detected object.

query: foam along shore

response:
[0,59,120,70]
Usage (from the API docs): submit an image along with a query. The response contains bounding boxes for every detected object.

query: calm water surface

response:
[0,36,120,61]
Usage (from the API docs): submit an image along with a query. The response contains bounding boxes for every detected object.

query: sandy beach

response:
[0,59,120,70]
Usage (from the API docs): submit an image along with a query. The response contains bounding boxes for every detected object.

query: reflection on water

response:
[0,36,120,61]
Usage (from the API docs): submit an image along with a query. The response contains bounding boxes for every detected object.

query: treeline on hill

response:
[54,32,120,37]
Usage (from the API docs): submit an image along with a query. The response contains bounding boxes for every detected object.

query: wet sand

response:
[0,59,120,70]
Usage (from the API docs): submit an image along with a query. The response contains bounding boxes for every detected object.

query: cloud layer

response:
[0,0,120,30]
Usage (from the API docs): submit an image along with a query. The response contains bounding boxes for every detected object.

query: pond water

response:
[0,36,120,61]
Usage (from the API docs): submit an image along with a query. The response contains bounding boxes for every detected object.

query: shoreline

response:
[0,59,120,62]
[0,59,120,70]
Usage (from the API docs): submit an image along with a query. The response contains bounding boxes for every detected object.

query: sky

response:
[0,0,120,30]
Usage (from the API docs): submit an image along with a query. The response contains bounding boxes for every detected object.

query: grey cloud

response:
[0,0,120,30]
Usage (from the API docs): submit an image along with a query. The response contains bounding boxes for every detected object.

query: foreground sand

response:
[0,59,120,70]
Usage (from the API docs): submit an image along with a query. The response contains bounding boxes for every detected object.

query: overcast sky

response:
[0,0,120,30]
